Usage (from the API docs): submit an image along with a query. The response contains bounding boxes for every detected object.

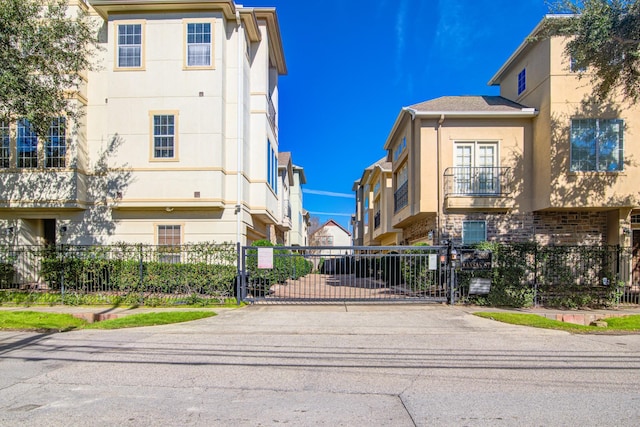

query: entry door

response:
[454,143,498,194]
[43,219,56,246]
[633,230,640,286]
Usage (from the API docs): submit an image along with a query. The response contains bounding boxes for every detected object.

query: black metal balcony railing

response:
[394,181,408,212]
[443,167,511,196]
[267,94,277,133]
[373,211,381,229]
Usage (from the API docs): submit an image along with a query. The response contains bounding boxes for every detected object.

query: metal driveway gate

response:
[239,245,451,303]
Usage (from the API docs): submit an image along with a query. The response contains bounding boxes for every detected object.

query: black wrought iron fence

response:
[0,243,238,304]
[457,243,635,307]
[0,242,637,308]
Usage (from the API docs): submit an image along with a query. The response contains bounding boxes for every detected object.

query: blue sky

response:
[250,0,550,232]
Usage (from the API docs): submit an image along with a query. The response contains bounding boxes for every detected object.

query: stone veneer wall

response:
[402,215,437,244]
[409,211,611,245]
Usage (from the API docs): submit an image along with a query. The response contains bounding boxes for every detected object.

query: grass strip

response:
[0,310,217,332]
[84,311,216,329]
[474,312,640,333]
[0,311,87,332]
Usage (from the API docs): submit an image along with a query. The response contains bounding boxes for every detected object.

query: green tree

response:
[543,0,640,103]
[0,0,98,136]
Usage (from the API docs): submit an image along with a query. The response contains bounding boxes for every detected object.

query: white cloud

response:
[393,0,409,86]
[303,189,355,199]
[309,211,354,217]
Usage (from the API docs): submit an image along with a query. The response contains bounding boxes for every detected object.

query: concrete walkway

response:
[1,304,639,426]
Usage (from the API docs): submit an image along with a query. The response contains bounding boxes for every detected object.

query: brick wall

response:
[432,211,609,245]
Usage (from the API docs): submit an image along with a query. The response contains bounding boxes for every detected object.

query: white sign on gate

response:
[428,254,438,271]
[257,247,274,269]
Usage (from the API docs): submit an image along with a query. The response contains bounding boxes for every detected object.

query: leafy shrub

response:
[0,262,15,286]
[39,243,237,298]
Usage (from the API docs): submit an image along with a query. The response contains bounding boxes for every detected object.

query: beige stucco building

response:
[355,16,640,258]
[0,0,298,247]
[276,152,308,246]
[352,157,401,247]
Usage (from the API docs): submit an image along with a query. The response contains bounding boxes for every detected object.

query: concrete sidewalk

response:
[2,302,640,325]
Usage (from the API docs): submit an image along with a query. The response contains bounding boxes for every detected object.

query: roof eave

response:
[253,8,287,75]
[89,0,237,20]
[410,109,538,118]
[383,108,412,150]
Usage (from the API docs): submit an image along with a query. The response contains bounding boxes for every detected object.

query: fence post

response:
[236,242,241,306]
[60,244,65,305]
[138,243,144,305]
[533,244,538,307]
[448,241,456,305]
[615,245,622,307]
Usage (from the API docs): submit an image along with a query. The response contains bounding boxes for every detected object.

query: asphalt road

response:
[1,305,639,426]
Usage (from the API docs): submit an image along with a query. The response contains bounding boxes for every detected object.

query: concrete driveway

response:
[1,304,639,426]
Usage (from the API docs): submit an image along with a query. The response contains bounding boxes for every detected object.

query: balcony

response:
[373,211,381,229]
[443,167,514,210]
[267,94,277,135]
[394,181,408,212]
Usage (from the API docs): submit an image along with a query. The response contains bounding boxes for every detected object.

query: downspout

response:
[235,11,244,245]
[436,114,445,244]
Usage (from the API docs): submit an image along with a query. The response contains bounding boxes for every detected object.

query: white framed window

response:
[454,141,499,194]
[186,22,212,67]
[157,225,181,263]
[117,23,143,69]
[151,113,178,160]
[45,118,66,168]
[0,120,9,168]
[570,119,623,172]
[463,221,486,245]
[16,119,38,168]
[517,68,526,95]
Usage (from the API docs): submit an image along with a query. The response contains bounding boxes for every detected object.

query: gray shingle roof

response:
[408,96,532,112]
[278,152,291,167]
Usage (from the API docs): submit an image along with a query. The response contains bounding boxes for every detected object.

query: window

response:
[463,221,486,245]
[363,185,369,226]
[17,119,38,168]
[0,121,9,168]
[394,162,409,211]
[517,68,526,95]
[153,115,175,158]
[317,235,334,246]
[157,225,181,263]
[570,119,623,172]
[186,22,212,67]
[393,136,407,161]
[570,56,586,73]
[117,23,142,68]
[45,118,66,168]
[267,140,277,193]
[453,142,499,194]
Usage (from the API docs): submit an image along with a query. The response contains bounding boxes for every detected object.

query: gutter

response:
[436,114,444,244]
[236,10,244,245]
